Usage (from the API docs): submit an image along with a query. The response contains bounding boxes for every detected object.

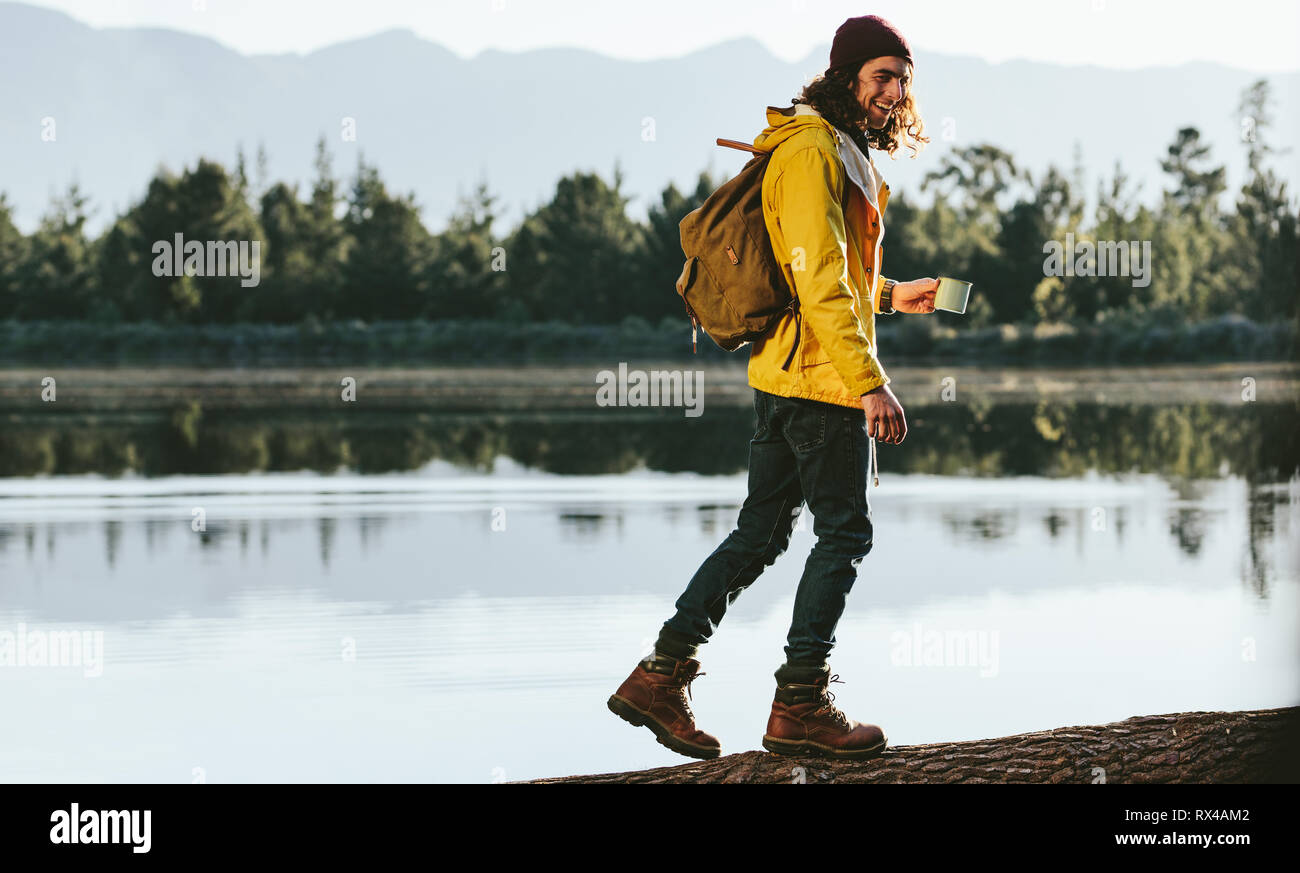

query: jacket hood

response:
[751,103,835,153]
[754,103,887,210]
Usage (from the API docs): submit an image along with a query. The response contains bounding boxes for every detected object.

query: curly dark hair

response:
[791,61,929,159]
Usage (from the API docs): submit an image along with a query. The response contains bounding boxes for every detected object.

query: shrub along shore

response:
[0,313,1294,367]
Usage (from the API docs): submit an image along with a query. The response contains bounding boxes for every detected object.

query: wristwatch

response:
[880,279,897,314]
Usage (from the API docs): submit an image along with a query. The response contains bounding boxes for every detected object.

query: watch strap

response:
[881,278,897,314]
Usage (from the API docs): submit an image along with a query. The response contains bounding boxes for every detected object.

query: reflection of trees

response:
[970,511,1014,540]
[1244,486,1283,599]
[559,512,609,541]
[0,401,1295,486]
[1167,507,1210,557]
[358,516,390,556]
[319,516,336,568]
[0,430,56,476]
[104,519,122,569]
[2,481,1292,600]
[941,510,1017,542]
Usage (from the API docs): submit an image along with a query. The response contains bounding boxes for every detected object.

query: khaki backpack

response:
[674,138,802,371]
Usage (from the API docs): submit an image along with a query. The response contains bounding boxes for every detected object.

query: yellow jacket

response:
[747,104,895,409]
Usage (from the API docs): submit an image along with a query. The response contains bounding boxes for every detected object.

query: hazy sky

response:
[22,0,1300,72]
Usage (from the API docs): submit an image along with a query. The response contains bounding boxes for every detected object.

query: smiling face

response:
[852,56,911,129]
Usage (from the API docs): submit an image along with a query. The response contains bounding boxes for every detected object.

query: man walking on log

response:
[608,14,938,761]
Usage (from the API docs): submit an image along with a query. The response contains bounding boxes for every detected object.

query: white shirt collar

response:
[833,128,883,211]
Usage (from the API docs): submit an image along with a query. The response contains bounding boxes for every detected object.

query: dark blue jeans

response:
[661,388,874,675]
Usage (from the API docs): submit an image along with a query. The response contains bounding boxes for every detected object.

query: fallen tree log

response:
[527,707,1298,784]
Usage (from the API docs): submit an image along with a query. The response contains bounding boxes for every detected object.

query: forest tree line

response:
[0,80,1294,333]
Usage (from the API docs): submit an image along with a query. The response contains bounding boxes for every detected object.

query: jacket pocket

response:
[797,321,831,368]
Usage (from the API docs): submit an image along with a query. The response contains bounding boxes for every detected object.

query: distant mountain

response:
[2,1,1297,236]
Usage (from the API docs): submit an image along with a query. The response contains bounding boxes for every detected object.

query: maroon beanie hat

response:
[827,14,912,75]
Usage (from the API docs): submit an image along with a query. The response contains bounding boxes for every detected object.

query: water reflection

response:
[0,466,1295,781]
[1,398,1296,482]
[1,473,1295,610]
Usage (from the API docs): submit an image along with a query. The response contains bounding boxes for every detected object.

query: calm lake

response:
[0,362,1297,783]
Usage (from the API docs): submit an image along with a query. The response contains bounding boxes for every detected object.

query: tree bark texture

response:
[526,707,1299,784]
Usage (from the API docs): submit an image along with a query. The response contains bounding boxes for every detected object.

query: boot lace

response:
[812,674,850,730]
[671,670,705,720]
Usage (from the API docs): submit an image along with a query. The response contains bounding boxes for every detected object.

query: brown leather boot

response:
[607,653,721,760]
[762,673,887,760]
